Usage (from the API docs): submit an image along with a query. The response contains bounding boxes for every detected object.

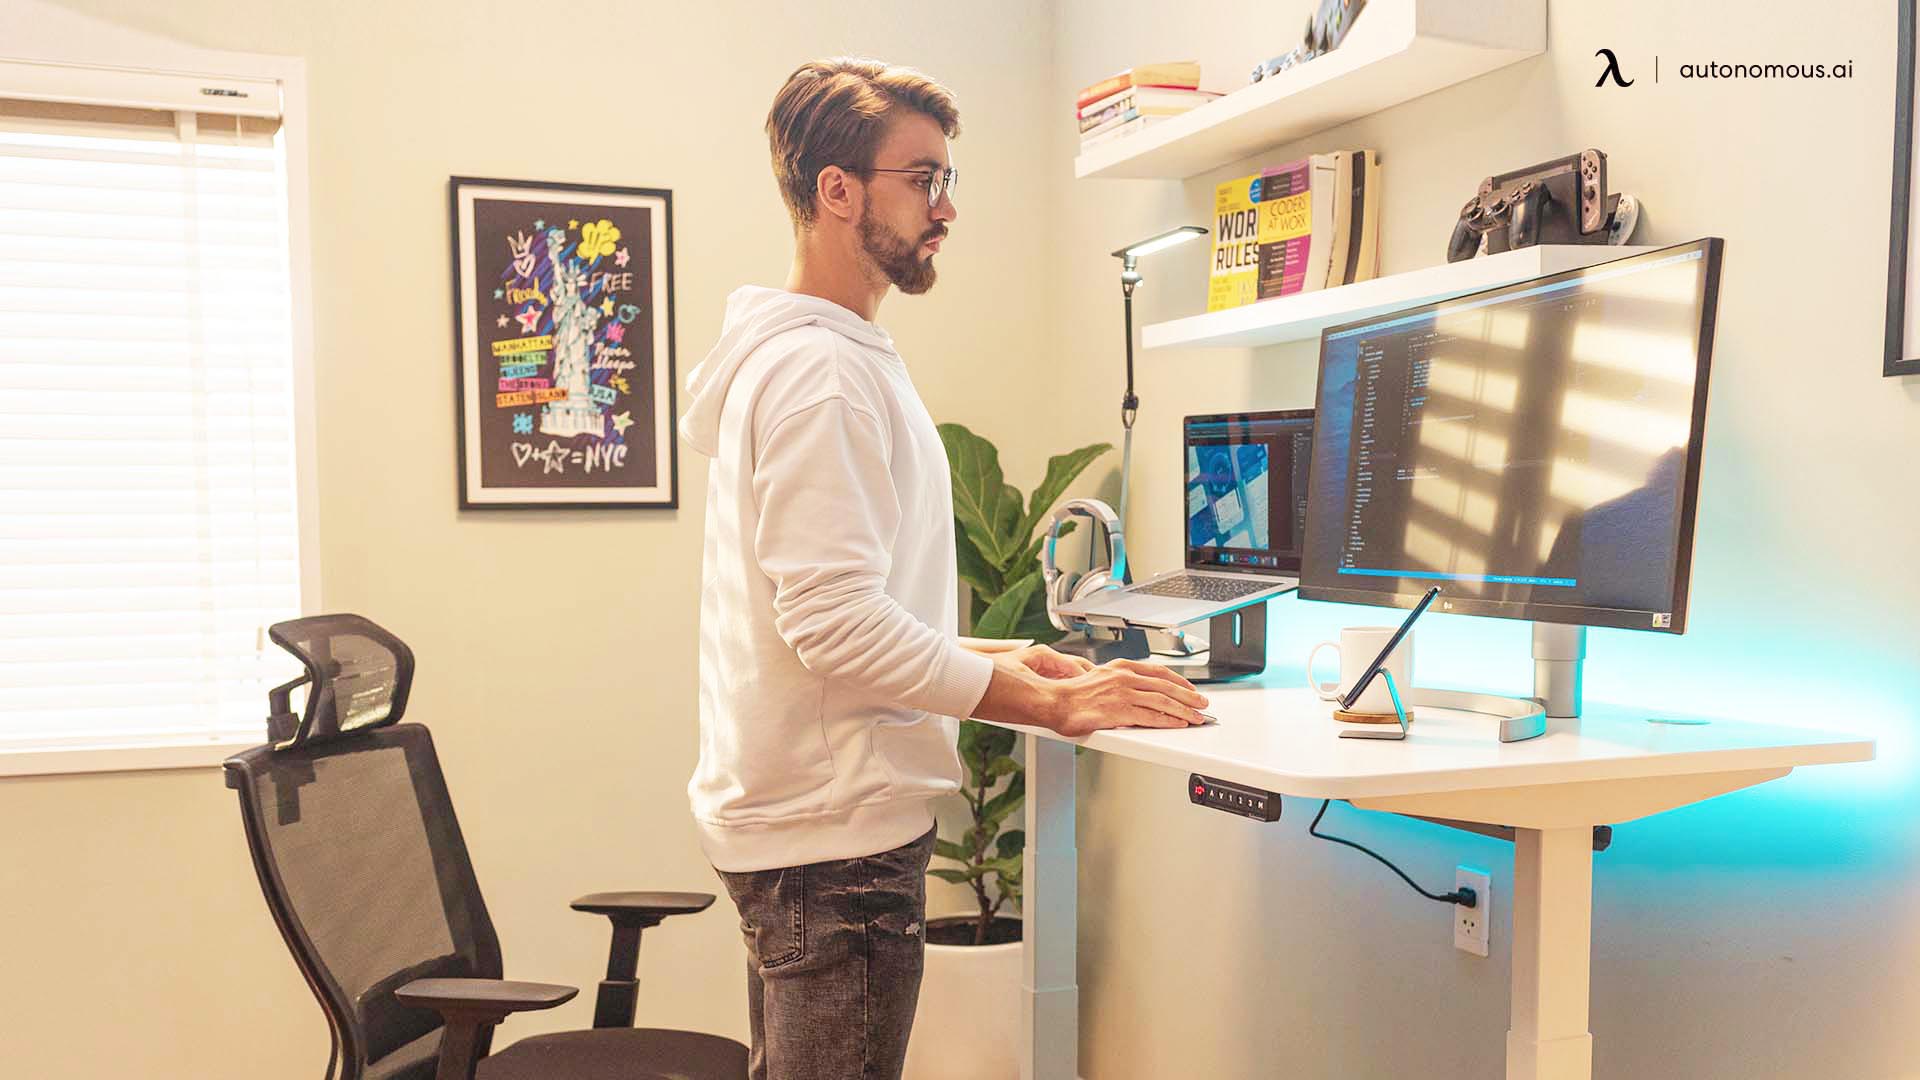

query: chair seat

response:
[477,1027,749,1080]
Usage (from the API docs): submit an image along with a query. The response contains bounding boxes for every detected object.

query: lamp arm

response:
[1118,258,1141,536]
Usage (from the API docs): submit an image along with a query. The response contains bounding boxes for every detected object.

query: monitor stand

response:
[1186,604,1268,684]
[1532,622,1587,718]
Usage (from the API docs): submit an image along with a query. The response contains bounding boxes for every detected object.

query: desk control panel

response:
[1189,774,1283,822]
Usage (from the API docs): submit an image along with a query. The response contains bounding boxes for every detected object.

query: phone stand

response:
[1405,687,1548,742]
[1184,604,1268,683]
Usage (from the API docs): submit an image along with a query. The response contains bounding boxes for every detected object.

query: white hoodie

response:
[680,286,995,873]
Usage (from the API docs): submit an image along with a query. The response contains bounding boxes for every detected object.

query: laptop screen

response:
[1184,410,1314,575]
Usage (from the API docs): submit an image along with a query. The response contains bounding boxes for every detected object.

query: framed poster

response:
[1887,0,1920,377]
[450,177,678,506]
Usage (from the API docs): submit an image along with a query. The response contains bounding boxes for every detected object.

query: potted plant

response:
[903,423,1108,1080]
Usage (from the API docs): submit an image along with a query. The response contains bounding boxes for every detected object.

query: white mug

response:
[1306,626,1414,715]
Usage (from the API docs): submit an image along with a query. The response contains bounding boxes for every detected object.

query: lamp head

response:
[1111,225,1207,261]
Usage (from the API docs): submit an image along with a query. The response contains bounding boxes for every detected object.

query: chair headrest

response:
[265,614,415,751]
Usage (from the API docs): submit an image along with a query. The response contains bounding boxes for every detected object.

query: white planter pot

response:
[904,926,1022,1080]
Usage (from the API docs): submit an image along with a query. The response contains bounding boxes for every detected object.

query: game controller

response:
[1446,149,1639,262]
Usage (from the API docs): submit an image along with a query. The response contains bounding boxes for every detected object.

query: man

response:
[678,57,1209,1080]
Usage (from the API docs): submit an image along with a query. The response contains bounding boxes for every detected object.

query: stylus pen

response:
[1339,586,1440,712]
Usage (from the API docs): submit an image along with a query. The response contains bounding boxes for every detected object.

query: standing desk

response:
[980,681,1873,1080]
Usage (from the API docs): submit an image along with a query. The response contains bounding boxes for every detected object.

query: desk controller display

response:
[1189,773,1282,822]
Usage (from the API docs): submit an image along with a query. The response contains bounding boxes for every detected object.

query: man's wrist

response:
[976,657,1061,731]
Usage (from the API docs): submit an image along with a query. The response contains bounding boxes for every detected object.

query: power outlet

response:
[1454,866,1491,957]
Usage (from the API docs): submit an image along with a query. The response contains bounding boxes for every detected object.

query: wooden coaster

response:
[1333,707,1415,725]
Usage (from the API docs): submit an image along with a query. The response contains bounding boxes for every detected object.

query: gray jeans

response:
[716,826,936,1080]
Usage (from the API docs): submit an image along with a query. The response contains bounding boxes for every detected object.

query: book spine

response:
[1342,150,1367,287]
[1353,151,1382,283]
[1076,73,1132,109]
[1324,151,1354,289]
[1079,115,1163,149]
[1255,159,1314,301]
[1305,154,1339,292]
[1077,87,1129,118]
[1208,174,1262,311]
[1079,98,1136,131]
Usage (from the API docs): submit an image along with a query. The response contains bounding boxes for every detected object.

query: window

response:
[0,63,313,774]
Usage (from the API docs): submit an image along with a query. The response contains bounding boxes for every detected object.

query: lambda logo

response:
[1594,48,1635,87]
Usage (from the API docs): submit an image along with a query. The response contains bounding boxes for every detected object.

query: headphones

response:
[1042,498,1131,632]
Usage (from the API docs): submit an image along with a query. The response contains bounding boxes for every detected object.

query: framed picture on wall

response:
[1887,0,1920,376]
[450,177,678,507]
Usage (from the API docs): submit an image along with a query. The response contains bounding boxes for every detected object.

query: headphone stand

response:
[1184,604,1269,684]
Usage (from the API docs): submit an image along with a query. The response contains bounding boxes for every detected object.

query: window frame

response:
[0,43,321,778]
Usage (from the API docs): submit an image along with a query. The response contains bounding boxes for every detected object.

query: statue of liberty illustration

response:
[540,227,606,440]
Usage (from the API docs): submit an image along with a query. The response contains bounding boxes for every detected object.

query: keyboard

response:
[1132,574,1273,602]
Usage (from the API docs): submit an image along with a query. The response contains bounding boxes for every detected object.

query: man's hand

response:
[1007,643,1095,680]
[973,655,1209,736]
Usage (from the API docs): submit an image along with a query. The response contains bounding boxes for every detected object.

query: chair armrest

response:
[395,979,579,1080]
[395,977,578,1016]
[568,892,714,1030]
[570,891,715,925]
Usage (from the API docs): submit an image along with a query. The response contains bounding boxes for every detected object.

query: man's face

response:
[856,112,957,296]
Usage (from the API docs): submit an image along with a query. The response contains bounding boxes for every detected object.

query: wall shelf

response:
[1141,246,1656,351]
[1074,0,1544,181]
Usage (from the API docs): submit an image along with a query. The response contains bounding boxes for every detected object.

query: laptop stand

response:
[1185,603,1268,683]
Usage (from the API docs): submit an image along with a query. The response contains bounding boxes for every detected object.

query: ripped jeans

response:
[715,826,936,1080]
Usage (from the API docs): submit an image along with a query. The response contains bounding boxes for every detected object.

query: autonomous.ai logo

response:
[1595,49,1634,87]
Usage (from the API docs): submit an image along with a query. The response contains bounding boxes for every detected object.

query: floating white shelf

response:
[1074,0,1544,181]
[1141,246,1656,351]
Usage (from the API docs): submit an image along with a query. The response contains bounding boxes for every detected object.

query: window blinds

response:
[0,93,303,752]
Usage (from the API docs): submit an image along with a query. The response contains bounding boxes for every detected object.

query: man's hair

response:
[765,58,960,228]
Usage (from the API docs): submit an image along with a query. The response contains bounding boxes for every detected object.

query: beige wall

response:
[0,2,1058,1076]
[5,0,1920,1077]
[1048,1,1920,1078]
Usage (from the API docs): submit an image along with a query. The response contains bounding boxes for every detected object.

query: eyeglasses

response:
[865,165,958,207]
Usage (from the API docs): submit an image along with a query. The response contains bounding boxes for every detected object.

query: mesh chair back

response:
[226,616,499,1080]
[267,613,415,748]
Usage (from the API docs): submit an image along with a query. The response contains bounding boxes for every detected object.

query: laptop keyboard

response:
[1133,574,1273,602]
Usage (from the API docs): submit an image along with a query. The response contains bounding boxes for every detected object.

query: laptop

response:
[1057,409,1313,630]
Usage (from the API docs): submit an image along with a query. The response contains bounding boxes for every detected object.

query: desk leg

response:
[1021,734,1078,1080]
[1507,826,1595,1080]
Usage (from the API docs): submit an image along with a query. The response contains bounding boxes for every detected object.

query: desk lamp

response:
[1110,226,1207,534]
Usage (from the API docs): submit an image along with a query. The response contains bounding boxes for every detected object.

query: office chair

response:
[223,613,748,1080]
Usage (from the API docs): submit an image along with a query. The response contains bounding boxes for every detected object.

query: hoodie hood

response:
[680,286,898,457]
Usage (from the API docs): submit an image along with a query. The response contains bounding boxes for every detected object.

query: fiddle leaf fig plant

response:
[931,423,1110,945]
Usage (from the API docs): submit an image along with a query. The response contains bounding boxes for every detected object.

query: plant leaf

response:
[974,724,1016,762]
[984,754,1019,780]
[934,839,971,864]
[980,772,1025,831]
[928,868,979,885]
[964,824,991,854]
[979,853,1024,880]
[1012,589,1066,645]
[973,570,1042,639]
[995,830,1025,859]
[954,523,1000,602]
[939,423,1022,567]
[956,719,981,776]
[1017,442,1113,544]
[991,482,1024,570]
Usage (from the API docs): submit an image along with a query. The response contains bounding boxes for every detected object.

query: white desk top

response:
[979,680,1874,803]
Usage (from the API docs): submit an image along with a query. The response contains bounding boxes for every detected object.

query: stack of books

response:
[1075,61,1219,152]
[1207,149,1381,312]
